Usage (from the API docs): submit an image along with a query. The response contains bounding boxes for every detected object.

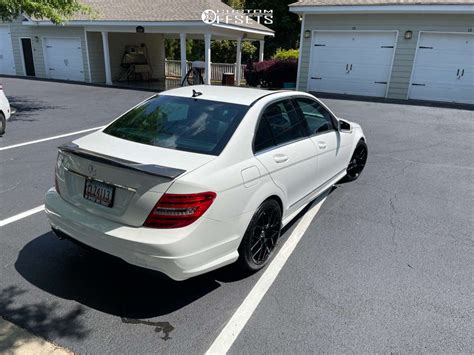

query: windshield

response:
[104,95,248,156]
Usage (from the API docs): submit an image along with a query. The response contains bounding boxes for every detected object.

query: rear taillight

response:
[55,152,63,195]
[144,192,216,229]
[55,173,60,195]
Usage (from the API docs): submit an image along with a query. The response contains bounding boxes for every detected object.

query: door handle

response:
[273,154,289,163]
[457,69,460,76]
[350,64,353,71]
[318,141,327,149]
[461,69,464,77]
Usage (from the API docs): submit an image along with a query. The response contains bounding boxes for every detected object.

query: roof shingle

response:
[67,0,273,33]
[289,0,474,5]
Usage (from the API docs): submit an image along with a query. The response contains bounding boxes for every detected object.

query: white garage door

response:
[44,37,85,81]
[409,32,474,104]
[0,26,16,75]
[309,31,397,97]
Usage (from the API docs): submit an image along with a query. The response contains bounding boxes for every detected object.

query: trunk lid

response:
[56,131,215,227]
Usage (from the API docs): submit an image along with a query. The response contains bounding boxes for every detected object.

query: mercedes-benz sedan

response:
[45,86,367,280]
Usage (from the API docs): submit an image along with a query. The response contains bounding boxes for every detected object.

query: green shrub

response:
[272,48,299,61]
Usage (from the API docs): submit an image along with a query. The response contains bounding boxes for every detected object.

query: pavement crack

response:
[0,181,21,194]
[388,193,399,250]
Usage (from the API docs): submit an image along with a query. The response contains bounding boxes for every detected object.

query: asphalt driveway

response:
[0,77,472,354]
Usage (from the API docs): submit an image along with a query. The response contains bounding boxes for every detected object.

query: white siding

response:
[86,31,106,83]
[298,14,473,99]
[6,18,90,81]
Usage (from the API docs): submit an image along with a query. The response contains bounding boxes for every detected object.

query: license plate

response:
[83,178,115,208]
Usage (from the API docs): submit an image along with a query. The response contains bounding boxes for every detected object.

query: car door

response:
[292,97,349,188]
[254,99,318,210]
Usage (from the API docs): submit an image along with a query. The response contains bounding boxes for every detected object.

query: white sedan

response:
[45,86,367,280]
[0,83,12,135]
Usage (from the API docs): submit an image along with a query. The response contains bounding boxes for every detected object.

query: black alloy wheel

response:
[341,140,368,182]
[0,112,5,136]
[238,199,282,272]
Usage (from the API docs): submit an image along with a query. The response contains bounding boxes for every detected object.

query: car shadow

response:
[14,231,221,320]
[14,187,335,321]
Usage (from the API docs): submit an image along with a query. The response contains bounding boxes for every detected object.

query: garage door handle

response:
[273,154,289,163]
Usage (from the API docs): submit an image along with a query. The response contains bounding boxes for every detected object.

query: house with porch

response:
[0,0,273,89]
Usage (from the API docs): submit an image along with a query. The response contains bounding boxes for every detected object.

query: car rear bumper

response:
[45,188,246,280]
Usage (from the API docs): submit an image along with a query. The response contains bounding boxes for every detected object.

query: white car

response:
[0,83,12,135]
[45,86,367,281]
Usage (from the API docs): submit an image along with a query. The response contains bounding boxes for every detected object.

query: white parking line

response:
[0,205,45,227]
[206,197,327,355]
[0,126,104,151]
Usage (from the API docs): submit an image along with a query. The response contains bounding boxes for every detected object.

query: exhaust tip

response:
[51,227,69,240]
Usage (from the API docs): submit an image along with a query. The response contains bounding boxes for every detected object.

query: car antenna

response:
[192,89,202,98]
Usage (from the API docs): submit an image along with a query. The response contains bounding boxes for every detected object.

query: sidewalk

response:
[0,317,72,355]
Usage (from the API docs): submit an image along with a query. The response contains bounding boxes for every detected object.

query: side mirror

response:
[338,119,352,133]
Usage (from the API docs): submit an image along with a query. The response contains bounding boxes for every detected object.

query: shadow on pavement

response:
[7,96,59,122]
[14,232,221,319]
[14,187,335,322]
[0,285,89,352]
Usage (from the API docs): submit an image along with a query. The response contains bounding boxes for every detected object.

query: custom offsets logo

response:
[201,9,273,25]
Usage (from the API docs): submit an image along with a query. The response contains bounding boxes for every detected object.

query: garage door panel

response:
[44,38,84,82]
[309,31,396,97]
[409,32,473,104]
[311,77,386,97]
[0,26,16,75]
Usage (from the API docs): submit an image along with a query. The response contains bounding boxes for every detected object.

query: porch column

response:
[259,40,265,62]
[180,33,187,82]
[204,33,212,85]
[101,31,112,85]
[235,38,242,86]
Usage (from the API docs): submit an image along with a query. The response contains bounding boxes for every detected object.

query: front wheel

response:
[341,140,368,183]
[0,113,6,136]
[237,199,282,273]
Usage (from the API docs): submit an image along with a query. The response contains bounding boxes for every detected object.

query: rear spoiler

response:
[58,143,186,179]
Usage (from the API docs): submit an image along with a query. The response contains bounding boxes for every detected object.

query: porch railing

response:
[165,59,246,82]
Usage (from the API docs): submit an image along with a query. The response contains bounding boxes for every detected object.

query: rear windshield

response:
[104,95,248,155]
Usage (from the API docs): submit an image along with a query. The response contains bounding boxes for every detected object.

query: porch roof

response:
[27,0,274,38]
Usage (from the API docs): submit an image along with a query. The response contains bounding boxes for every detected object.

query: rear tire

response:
[237,199,282,273]
[340,140,368,183]
[0,113,5,136]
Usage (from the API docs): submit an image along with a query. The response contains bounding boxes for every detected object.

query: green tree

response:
[246,0,301,58]
[225,0,245,9]
[0,0,91,24]
[165,39,257,64]
[224,0,301,59]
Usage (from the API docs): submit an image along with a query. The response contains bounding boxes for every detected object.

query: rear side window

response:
[104,95,248,155]
[254,100,309,153]
[254,117,275,153]
[293,98,335,135]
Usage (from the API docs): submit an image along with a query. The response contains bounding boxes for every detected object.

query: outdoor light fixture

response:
[34,36,39,42]
[404,30,413,39]
[304,30,311,39]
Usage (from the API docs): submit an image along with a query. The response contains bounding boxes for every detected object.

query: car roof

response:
[160,85,283,106]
